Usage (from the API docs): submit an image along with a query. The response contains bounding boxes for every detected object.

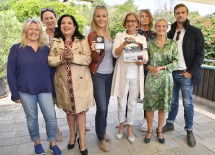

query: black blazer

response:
[168,19,205,85]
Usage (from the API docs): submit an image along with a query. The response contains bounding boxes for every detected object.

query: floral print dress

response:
[144,39,178,112]
[63,41,87,115]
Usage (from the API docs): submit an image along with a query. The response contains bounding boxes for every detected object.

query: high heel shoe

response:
[77,137,88,155]
[67,132,77,150]
[157,131,165,144]
[144,131,152,143]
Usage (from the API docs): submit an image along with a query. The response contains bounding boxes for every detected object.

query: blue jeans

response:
[166,71,194,131]
[19,92,57,142]
[92,72,113,141]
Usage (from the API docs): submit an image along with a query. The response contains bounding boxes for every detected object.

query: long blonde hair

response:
[20,19,48,47]
[91,5,111,40]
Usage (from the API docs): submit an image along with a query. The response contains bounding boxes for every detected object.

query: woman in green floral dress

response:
[144,19,178,144]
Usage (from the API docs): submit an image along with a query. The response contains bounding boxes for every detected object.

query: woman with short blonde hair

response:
[20,19,47,47]
[144,19,178,144]
[111,12,148,143]
[7,19,61,155]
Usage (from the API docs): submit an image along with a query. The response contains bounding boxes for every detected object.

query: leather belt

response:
[173,69,187,73]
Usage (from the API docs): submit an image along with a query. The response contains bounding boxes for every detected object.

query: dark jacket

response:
[167,19,205,85]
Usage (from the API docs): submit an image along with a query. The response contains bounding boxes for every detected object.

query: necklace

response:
[126,31,138,37]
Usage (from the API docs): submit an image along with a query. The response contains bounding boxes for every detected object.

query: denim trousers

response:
[118,79,139,125]
[92,72,113,141]
[19,92,57,142]
[166,71,194,131]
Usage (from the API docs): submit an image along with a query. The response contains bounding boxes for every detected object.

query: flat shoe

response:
[116,133,123,140]
[128,135,135,143]
[104,133,110,142]
[157,131,165,144]
[34,144,45,155]
[144,131,152,143]
[50,145,62,155]
[99,140,109,152]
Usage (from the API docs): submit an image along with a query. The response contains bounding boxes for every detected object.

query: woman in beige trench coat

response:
[48,14,94,155]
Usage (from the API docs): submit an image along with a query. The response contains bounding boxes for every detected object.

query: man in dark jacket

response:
[162,3,205,147]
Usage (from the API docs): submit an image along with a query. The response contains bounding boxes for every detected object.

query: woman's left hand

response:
[152,66,166,76]
[65,52,73,60]
[64,48,74,61]
[151,68,159,76]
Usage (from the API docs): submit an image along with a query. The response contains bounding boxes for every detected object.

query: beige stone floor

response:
[0,94,215,155]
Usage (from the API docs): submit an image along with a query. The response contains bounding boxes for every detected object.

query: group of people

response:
[7,3,204,155]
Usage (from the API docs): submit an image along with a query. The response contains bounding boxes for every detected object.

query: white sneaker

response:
[140,120,147,131]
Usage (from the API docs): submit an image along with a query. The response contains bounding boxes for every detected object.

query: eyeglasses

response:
[25,18,40,23]
[126,20,137,23]
[41,7,54,13]
[176,31,181,41]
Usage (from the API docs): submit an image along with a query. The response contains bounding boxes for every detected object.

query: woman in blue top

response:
[7,19,61,155]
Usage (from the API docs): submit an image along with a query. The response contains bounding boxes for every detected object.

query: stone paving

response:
[0,94,215,155]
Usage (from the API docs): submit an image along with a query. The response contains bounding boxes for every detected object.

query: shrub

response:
[194,16,215,66]
[0,11,21,80]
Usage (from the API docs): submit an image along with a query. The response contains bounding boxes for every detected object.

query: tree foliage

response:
[0,11,21,79]
[6,0,86,32]
[74,0,108,31]
[109,0,138,38]
[91,0,107,8]
[0,0,87,79]
[194,16,215,64]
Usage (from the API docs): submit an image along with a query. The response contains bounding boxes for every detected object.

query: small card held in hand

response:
[95,36,105,50]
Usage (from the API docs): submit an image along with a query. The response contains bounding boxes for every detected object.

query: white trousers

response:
[118,79,139,125]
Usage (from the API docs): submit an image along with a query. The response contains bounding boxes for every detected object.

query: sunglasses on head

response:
[176,31,181,41]
[95,5,107,9]
[41,7,54,13]
[140,9,150,12]
[25,18,40,23]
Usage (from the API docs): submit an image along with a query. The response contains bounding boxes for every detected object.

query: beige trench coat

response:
[48,37,94,113]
